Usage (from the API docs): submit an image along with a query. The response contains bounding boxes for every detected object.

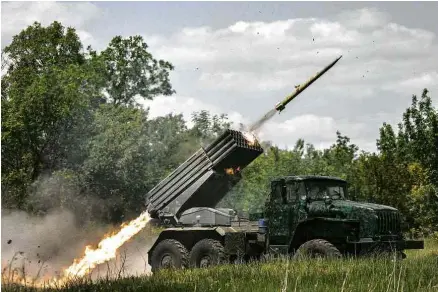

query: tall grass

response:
[2,239,437,292]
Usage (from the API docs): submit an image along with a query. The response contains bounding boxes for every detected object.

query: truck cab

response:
[264,175,424,257]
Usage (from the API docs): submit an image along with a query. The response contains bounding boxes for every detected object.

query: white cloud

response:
[260,114,337,144]
[383,72,438,94]
[143,8,436,101]
[138,7,437,152]
[255,114,369,150]
[139,95,246,128]
[337,8,389,29]
[141,95,218,119]
[1,1,101,47]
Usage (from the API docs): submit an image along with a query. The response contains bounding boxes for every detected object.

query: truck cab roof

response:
[271,175,347,184]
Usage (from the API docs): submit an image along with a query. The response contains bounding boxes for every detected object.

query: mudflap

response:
[224,232,246,256]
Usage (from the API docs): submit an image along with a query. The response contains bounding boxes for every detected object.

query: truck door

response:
[286,181,301,233]
[265,181,290,245]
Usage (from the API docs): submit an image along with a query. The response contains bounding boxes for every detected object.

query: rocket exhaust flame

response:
[63,211,151,278]
[224,166,241,175]
[242,131,257,145]
[224,168,235,175]
[5,211,151,287]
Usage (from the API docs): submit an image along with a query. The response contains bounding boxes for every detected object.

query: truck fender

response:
[288,217,360,253]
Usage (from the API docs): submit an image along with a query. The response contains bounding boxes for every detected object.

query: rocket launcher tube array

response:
[275,55,342,112]
[145,130,264,220]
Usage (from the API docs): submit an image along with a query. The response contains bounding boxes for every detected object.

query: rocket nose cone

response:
[329,55,343,66]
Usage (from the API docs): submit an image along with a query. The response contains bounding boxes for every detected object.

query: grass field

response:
[2,239,437,292]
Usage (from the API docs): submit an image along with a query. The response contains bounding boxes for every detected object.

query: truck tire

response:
[293,239,342,260]
[189,239,226,268]
[150,239,189,273]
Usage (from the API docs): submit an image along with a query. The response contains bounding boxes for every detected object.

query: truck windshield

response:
[305,180,346,200]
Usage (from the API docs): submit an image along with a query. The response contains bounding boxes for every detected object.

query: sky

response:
[2,1,438,152]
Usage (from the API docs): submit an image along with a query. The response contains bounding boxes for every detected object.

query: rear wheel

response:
[150,239,189,273]
[293,239,342,260]
[189,239,226,268]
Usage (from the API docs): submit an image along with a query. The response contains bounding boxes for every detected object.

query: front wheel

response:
[189,239,227,268]
[293,239,342,260]
[150,239,189,273]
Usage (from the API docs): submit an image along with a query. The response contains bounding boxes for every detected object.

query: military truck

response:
[145,129,424,272]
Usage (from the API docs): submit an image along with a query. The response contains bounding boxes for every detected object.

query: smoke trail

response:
[248,108,277,133]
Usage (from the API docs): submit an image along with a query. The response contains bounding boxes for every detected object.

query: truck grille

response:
[376,211,401,235]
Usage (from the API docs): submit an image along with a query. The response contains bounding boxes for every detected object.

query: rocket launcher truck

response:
[145,57,423,272]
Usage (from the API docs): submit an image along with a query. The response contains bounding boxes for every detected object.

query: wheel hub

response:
[311,251,324,258]
[161,254,174,268]
[199,255,212,268]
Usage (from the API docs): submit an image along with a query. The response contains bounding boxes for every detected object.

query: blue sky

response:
[2,1,438,152]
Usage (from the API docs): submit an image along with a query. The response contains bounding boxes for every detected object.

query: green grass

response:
[3,239,437,292]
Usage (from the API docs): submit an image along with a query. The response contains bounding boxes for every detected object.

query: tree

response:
[1,22,94,208]
[1,21,178,218]
[399,89,438,184]
[96,35,175,106]
[76,105,189,223]
[357,89,438,233]
[189,110,231,143]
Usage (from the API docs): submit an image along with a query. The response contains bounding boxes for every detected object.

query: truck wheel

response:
[150,239,189,273]
[189,239,226,268]
[293,239,342,260]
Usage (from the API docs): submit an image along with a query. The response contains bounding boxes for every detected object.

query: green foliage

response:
[369,89,438,232]
[79,105,189,222]
[96,35,175,106]
[1,22,92,208]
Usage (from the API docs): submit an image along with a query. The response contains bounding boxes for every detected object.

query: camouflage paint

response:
[265,176,405,247]
[306,200,399,238]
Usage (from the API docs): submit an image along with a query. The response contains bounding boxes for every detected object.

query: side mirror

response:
[351,189,357,201]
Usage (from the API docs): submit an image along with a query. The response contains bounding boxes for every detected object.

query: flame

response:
[224,167,241,176]
[63,211,151,278]
[5,211,151,287]
[225,168,235,175]
[242,131,257,146]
